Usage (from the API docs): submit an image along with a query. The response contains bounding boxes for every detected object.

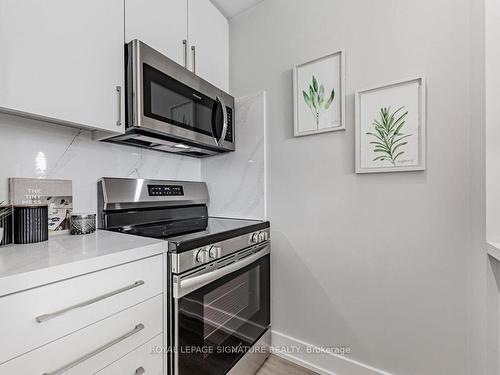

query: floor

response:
[256,355,318,375]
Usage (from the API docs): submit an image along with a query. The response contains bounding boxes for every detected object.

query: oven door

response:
[172,245,270,375]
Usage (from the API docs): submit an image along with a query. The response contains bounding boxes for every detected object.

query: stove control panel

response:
[172,228,271,273]
[148,184,184,196]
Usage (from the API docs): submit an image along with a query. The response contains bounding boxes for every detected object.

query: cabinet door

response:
[125,0,188,66]
[188,0,229,91]
[0,0,125,133]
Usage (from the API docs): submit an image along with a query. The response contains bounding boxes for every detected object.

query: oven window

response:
[203,268,260,348]
[176,253,270,375]
[143,63,216,137]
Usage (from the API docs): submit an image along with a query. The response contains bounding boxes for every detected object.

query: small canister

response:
[13,205,49,244]
[70,213,96,235]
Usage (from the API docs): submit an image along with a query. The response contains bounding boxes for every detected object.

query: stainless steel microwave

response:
[103,40,235,157]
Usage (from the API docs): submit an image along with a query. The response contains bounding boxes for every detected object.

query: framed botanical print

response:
[293,50,345,136]
[355,77,426,173]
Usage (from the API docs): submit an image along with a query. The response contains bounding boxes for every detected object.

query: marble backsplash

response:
[0,92,267,220]
[202,91,267,220]
[0,113,201,213]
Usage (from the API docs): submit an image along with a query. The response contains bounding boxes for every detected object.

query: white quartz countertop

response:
[0,230,166,297]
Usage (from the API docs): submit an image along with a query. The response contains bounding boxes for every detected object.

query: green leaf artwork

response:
[366,107,411,166]
[302,76,335,129]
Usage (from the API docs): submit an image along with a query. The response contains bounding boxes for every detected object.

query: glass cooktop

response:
[118,217,269,253]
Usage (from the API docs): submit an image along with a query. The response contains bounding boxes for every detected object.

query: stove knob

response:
[209,246,221,259]
[259,231,267,242]
[251,232,260,243]
[195,249,208,263]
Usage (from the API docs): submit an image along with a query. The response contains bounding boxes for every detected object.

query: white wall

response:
[486,0,500,243]
[486,0,500,371]
[230,0,486,374]
[486,257,500,374]
[0,113,201,212]
[469,0,487,373]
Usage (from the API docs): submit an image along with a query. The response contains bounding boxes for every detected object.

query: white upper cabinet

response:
[188,0,229,91]
[125,0,189,67]
[0,0,125,133]
[125,0,229,91]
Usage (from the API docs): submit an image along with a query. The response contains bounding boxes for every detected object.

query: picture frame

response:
[293,50,346,137]
[355,77,426,173]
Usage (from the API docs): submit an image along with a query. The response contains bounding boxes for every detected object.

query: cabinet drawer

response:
[96,334,163,375]
[0,294,162,374]
[0,255,162,364]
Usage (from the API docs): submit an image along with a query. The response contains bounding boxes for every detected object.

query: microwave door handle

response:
[216,96,228,146]
[182,40,188,68]
[173,245,270,299]
[191,45,196,73]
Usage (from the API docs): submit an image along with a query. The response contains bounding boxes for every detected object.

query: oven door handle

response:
[173,244,269,299]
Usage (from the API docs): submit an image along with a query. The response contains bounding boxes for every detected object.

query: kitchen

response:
[0,0,495,375]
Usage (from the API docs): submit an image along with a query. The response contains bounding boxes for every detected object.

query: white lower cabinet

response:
[0,255,162,364]
[96,334,163,375]
[0,295,163,374]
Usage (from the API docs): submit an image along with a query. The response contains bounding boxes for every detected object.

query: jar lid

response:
[70,213,96,219]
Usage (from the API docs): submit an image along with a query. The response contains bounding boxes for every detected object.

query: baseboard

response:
[271,330,394,375]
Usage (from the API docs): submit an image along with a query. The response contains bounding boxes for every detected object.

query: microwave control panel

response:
[148,185,184,196]
[224,107,233,143]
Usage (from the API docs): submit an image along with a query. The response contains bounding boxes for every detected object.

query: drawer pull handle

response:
[42,323,145,375]
[36,280,145,323]
[135,367,146,375]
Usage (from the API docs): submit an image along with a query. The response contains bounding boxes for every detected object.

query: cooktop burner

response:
[117,217,209,239]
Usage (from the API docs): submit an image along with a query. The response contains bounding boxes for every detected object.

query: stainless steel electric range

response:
[97,177,271,375]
